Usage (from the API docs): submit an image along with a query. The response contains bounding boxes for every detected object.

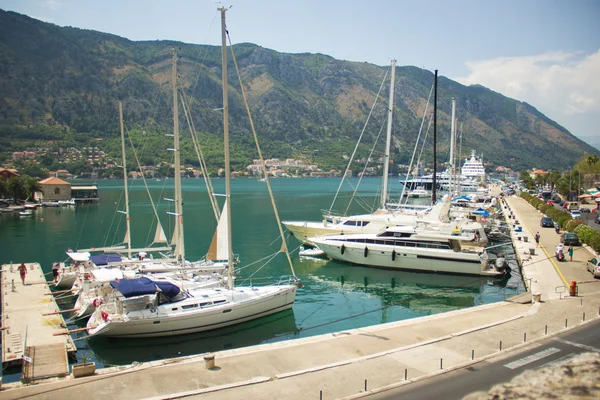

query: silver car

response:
[587,258,600,278]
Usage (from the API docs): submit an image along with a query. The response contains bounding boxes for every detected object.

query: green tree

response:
[24,176,42,201]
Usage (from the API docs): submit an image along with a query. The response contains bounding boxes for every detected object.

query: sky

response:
[1,0,599,150]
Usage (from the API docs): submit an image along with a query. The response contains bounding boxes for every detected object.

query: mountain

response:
[0,9,597,173]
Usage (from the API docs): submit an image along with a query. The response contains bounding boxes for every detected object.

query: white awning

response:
[66,252,90,262]
[91,268,124,282]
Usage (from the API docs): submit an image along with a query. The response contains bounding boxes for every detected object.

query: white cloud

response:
[454,50,600,137]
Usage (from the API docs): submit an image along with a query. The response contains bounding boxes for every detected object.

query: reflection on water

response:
[84,310,298,367]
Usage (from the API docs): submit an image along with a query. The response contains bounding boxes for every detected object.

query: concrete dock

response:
[1,263,76,382]
[0,192,598,399]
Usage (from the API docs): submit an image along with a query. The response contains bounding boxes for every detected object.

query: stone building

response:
[39,177,71,201]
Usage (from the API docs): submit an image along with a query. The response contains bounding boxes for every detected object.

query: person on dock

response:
[534,232,540,248]
[52,262,60,282]
[17,262,27,285]
[568,246,574,261]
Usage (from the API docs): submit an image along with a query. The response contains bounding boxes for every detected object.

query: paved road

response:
[363,319,600,400]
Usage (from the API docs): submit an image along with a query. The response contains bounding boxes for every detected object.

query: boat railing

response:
[238,275,297,287]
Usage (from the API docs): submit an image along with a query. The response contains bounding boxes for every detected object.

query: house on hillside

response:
[39,177,71,201]
[0,168,19,180]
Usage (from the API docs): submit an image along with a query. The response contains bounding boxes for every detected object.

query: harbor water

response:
[0,177,524,371]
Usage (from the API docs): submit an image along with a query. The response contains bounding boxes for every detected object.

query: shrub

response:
[574,225,596,244]
[588,235,600,253]
[565,219,584,232]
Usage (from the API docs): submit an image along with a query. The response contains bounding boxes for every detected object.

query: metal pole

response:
[432,70,438,204]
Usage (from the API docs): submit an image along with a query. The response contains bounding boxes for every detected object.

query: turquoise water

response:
[0,177,524,369]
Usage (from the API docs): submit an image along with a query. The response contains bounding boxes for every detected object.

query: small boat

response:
[58,199,76,206]
[408,187,431,198]
[19,210,33,217]
[299,246,325,257]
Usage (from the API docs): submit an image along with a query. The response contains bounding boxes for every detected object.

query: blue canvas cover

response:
[90,253,122,266]
[472,208,491,217]
[110,276,181,299]
[154,280,181,299]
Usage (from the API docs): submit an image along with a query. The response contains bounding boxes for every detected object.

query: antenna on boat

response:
[432,70,438,204]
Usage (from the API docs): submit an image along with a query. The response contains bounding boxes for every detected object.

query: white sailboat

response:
[86,8,297,337]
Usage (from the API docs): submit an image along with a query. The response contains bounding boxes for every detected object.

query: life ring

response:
[101,310,109,322]
[92,298,103,308]
[364,247,369,257]
[392,250,396,261]
[340,245,345,255]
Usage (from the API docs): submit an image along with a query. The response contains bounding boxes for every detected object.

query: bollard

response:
[365,379,367,391]
[11,279,15,292]
[570,281,577,297]
[545,325,548,335]
[472,350,474,360]
[565,319,568,328]
[320,390,322,400]
[583,313,586,322]
[440,358,443,369]
[524,332,527,342]
[499,341,502,351]
[204,353,216,370]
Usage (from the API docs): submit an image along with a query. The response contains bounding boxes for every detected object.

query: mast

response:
[449,97,456,196]
[432,70,438,204]
[171,49,185,264]
[381,59,396,209]
[119,101,131,258]
[219,7,234,290]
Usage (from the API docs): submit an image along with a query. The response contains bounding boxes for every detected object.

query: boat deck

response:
[1,263,76,379]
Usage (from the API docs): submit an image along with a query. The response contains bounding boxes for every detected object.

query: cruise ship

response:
[460,150,486,182]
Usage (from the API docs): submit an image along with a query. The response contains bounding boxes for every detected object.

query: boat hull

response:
[87,285,297,338]
[313,240,499,277]
[54,272,77,290]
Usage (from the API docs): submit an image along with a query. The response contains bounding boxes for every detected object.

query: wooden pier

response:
[1,263,77,382]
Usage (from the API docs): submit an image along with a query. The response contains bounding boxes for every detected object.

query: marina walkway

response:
[1,191,599,399]
[1,263,76,382]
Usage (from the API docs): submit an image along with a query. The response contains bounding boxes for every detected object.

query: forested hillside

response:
[0,9,597,173]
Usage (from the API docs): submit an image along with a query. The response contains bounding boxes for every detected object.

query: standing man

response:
[17,262,27,285]
[52,262,60,283]
[534,232,541,248]
[568,246,574,261]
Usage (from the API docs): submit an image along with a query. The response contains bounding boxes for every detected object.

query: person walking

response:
[534,232,540,247]
[17,262,27,285]
[568,246,574,261]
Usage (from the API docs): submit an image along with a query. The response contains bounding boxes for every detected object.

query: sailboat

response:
[86,8,297,337]
[282,64,460,246]
[68,102,226,319]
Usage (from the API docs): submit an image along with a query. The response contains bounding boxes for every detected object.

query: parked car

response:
[546,200,554,206]
[560,232,581,246]
[580,208,591,213]
[587,257,600,278]
[540,217,554,227]
[570,210,581,219]
[595,214,600,224]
